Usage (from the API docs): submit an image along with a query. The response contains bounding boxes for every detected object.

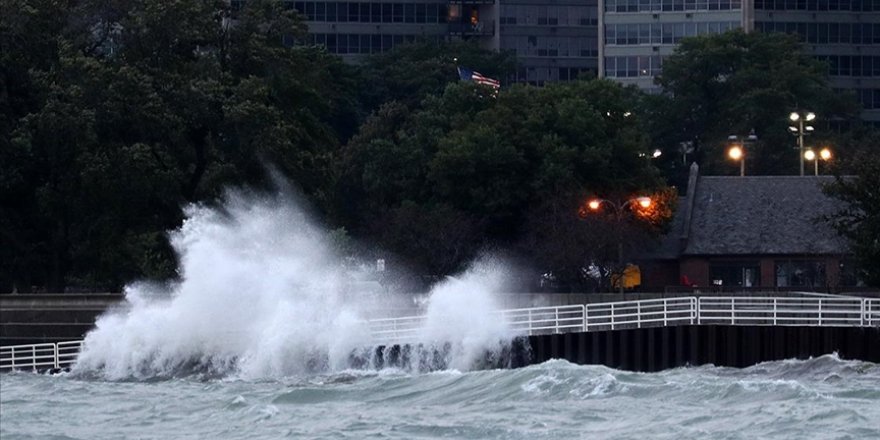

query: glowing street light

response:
[789,111,816,176]
[804,147,832,176]
[582,196,652,294]
[726,132,755,176]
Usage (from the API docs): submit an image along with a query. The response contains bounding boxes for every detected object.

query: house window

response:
[775,260,826,287]
[838,260,865,287]
[709,262,760,288]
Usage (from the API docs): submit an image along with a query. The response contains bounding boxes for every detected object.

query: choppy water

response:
[2,354,878,439]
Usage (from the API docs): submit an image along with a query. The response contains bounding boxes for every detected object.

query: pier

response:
[2,294,878,373]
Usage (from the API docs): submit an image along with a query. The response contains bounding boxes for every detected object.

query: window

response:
[775,260,826,287]
[710,262,761,288]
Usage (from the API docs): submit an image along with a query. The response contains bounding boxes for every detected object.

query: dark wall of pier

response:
[524,325,880,372]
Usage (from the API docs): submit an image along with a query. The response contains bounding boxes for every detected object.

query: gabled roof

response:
[682,174,849,256]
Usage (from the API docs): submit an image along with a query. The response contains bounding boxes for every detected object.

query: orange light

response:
[728,146,743,160]
[636,197,652,209]
[588,200,601,210]
[820,148,832,160]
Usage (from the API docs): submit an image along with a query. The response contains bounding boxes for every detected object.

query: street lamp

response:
[728,145,744,176]
[583,196,652,294]
[727,132,757,176]
[789,111,816,176]
[804,147,832,176]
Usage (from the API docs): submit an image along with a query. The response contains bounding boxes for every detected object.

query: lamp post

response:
[788,111,816,176]
[804,147,832,176]
[583,196,652,294]
[726,132,757,176]
[728,144,745,176]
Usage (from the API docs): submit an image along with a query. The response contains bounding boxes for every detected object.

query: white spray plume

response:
[74,189,514,379]
[418,258,513,370]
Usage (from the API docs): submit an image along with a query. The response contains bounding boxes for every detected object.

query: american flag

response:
[457,67,500,90]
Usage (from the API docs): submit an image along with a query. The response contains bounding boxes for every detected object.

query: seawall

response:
[524,325,880,372]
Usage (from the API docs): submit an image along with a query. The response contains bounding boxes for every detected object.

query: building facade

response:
[282,0,601,84]
[598,1,880,122]
[752,2,880,123]
[275,0,879,119]
[499,0,600,84]
[599,0,748,93]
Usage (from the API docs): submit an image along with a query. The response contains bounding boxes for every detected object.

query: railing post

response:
[555,307,560,334]
[860,300,865,327]
[664,299,668,326]
[637,301,642,329]
[528,309,533,335]
[611,303,615,331]
[54,343,60,369]
[773,298,777,326]
[818,299,823,326]
[583,305,588,332]
[695,297,701,325]
[730,297,735,325]
[31,346,36,372]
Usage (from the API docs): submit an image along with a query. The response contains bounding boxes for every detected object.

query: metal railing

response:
[585,297,696,331]
[368,315,426,345]
[697,297,865,326]
[3,297,878,372]
[367,305,586,344]
[501,305,585,336]
[0,341,83,372]
[868,299,879,326]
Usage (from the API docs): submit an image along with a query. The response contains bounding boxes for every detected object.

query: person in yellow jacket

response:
[611,264,641,290]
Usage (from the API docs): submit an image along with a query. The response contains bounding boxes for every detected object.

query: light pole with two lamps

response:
[581,196,652,294]
[804,147,832,176]
[788,111,816,176]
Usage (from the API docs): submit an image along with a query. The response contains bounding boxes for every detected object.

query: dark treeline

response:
[2,0,878,292]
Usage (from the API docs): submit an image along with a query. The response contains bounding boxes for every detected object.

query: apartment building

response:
[599,0,747,93]
[499,0,600,84]
[281,0,600,84]
[753,1,880,123]
[598,1,880,121]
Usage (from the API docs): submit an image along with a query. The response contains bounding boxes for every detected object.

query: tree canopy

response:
[1,0,361,291]
[649,30,859,181]
[338,79,671,282]
[824,144,880,286]
[7,4,877,292]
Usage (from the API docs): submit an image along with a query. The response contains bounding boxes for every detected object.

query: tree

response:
[653,30,858,176]
[824,146,880,286]
[358,40,515,111]
[338,79,671,279]
[0,0,363,292]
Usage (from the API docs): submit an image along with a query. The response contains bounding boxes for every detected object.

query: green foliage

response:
[359,40,515,110]
[0,0,359,292]
[339,79,669,278]
[652,30,858,177]
[824,147,880,286]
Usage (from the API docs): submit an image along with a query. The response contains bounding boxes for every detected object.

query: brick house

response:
[639,164,857,291]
